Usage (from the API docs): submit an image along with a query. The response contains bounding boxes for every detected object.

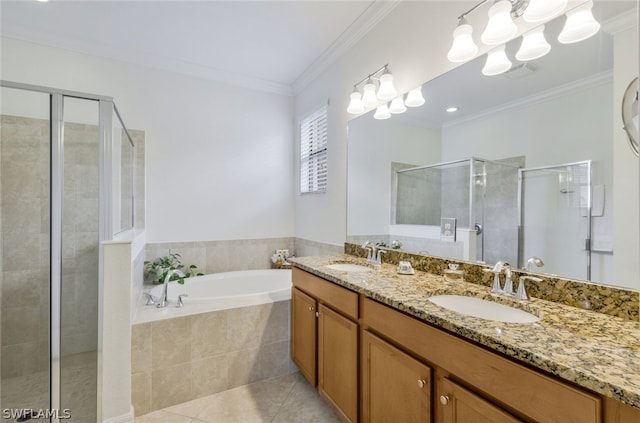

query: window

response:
[300,105,328,194]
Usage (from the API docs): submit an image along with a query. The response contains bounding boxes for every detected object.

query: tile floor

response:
[135,372,342,423]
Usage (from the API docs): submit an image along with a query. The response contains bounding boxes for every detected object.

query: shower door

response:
[0,87,52,420]
[518,161,592,280]
[0,83,112,423]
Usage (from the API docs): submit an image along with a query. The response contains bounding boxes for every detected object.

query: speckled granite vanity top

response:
[289,254,640,409]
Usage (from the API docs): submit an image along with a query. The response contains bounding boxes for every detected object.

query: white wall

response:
[0,37,295,244]
[348,116,441,236]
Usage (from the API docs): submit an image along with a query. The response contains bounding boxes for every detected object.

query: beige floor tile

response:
[271,376,342,423]
[193,379,293,423]
[134,410,196,423]
[134,371,340,423]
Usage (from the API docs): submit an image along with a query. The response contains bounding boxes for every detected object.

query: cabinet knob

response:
[417,379,426,389]
[308,306,314,312]
[439,395,450,405]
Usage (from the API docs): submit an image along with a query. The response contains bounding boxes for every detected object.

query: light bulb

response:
[558,0,600,44]
[405,86,425,107]
[362,80,379,108]
[481,0,518,45]
[377,70,397,101]
[447,19,478,63]
[389,97,407,114]
[346,91,364,114]
[523,0,567,23]
[516,25,551,61]
[374,104,391,120]
[482,45,512,76]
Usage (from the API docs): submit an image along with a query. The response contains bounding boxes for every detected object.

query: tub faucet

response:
[157,269,185,308]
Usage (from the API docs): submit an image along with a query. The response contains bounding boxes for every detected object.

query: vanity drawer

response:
[292,268,359,320]
[362,298,601,423]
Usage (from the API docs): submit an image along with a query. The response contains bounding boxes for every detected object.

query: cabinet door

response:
[318,304,358,423]
[291,287,317,385]
[362,330,432,423]
[439,378,523,423]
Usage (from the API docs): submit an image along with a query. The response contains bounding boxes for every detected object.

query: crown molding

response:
[443,70,613,129]
[291,0,402,95]
[601,8,638,35]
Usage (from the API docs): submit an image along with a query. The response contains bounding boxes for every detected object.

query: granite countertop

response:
[289,254,640,409]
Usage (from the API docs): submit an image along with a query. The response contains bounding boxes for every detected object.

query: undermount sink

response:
[428,295,540,323]
[325,263,371,272]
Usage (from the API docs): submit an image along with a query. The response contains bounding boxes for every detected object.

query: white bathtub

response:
[134,269,292,323]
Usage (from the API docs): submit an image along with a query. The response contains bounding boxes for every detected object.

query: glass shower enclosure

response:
[518,161,593,281]
[0,81,135,422]
[393,158,520,264]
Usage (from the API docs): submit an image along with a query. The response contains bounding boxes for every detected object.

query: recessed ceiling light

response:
[446,107,459,113]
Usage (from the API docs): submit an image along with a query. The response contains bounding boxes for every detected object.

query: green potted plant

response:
[143,250,203,285]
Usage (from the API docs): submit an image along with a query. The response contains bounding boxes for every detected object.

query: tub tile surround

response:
[345,243,639,321]
[144,238,341,279]
[289,253,640,409]
[131,301,296,416]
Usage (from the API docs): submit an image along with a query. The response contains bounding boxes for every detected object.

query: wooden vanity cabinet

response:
[291,268,359,423]
[438,377,523,423]
[361,330,432,423]
[291,287,317,385]
[362,297,603,423]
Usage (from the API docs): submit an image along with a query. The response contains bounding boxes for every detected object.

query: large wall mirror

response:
[347,1,639,289]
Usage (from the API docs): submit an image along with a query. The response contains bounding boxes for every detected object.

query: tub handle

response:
[144,293,157,306]
[176,294,189,308]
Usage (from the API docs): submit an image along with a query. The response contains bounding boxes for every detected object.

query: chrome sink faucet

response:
[488,261,509,294]
[362,241,374,263]
[157,269,185,308]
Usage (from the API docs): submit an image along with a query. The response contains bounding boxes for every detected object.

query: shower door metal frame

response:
[1,80,117,423]
[517,160,592,280]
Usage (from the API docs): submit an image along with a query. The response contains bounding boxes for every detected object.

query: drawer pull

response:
[417,379,426,389]
[439,395,450,405]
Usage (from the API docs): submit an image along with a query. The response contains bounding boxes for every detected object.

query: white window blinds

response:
[300,105,328,194]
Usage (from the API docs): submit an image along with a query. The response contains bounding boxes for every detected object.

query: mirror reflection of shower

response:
[392,157,521,265]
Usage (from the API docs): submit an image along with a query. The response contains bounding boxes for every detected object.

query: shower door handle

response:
[474,223,483,235]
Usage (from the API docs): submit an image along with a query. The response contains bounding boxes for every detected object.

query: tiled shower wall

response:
[1,115,50,378]
[1,115,146,379]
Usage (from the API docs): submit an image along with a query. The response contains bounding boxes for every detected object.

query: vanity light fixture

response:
[523,0,567,23]
[482,45,512,76]
[347,65,399,114]
[389,96,407,114]
[361,79,379,108]
[558,0,600,44]
[404,86,425,107]
[447,18,479,63]
[347,65,415,119]
[447,0,601,75]
[516,25,551,61]
[374,103,391,120]
[346,89,365,114]
[481,0,518,45]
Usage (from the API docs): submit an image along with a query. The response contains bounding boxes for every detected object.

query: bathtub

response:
[134,268,292,323]
[131,268,296,411]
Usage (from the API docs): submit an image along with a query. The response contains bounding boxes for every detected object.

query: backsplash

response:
[344,243,639,321]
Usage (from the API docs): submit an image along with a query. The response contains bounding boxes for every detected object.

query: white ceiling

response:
[0,0,398,95]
